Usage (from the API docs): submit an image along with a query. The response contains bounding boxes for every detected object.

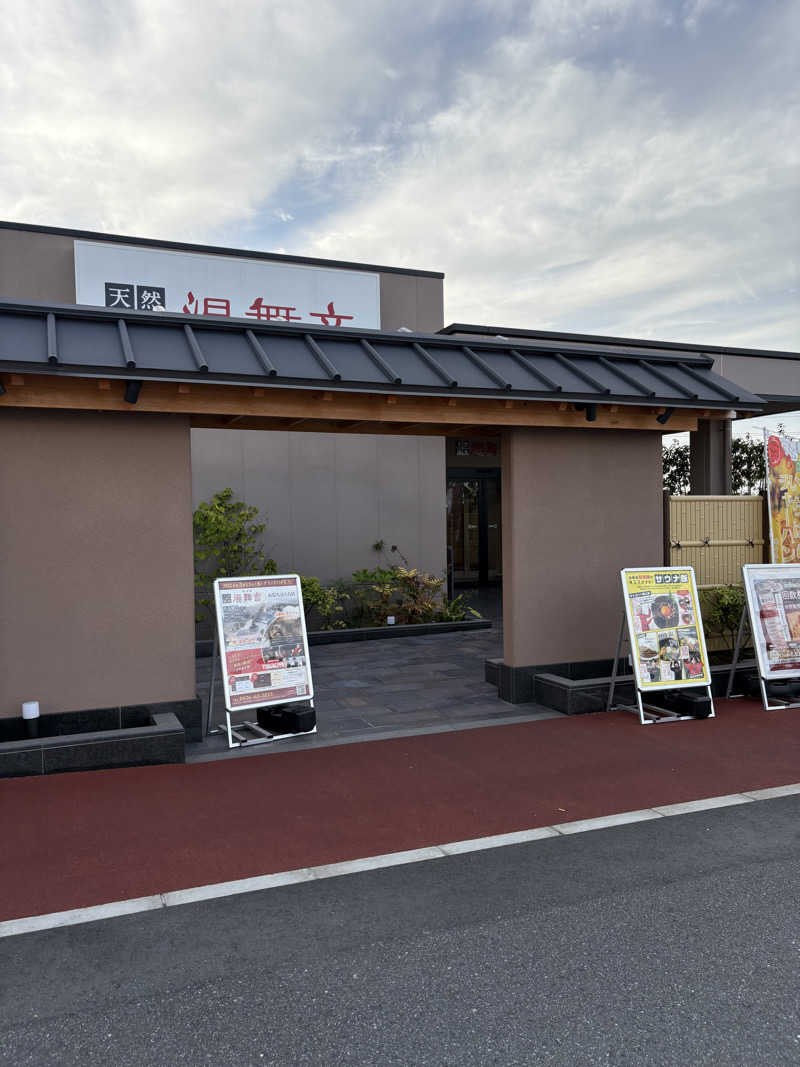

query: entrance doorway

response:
[446,469,502,586]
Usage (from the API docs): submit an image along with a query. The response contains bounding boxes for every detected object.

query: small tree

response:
[663,435,767,495]
[193,488,276,623]
[731,435,766,494]
[662,443,690,494]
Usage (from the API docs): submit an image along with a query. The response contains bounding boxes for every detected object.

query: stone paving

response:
[190,625,560,762]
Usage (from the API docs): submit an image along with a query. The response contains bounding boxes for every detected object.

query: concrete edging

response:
[196,618,492,658]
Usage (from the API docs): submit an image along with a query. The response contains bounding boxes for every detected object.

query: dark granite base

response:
[486,657,758,714]
[0,709,187,778]
[124,698,202,742]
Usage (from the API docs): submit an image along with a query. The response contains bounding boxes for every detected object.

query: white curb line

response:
[2,782,798,939]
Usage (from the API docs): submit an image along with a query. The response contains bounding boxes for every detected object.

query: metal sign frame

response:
[609,566,715,725]
[725,564,800,712]
[210,573,316,748]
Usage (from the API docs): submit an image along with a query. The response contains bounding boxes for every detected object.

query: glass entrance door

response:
[446,470,502,584]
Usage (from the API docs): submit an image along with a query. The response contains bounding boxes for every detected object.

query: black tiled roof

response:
[0,302,764,411]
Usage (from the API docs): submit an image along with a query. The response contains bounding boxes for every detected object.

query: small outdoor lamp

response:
[22,701,40,739]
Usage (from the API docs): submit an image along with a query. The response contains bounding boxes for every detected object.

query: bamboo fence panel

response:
[668,495,764,587]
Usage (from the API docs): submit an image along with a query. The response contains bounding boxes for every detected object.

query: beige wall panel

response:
[285,434,339,578]
[0,229,76,303]
[333,435,381,574]
[240,430,292,568]
[379,272,419,332]
[415,437,448,579]
[0,410,195,719]
[415,276,445,333]
[191,427,245,500]
[191,429,446,583]
[375,435,439,576]
[502,428,663,666]
[714,353,800,401]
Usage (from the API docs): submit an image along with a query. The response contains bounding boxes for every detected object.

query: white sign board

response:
[742,564,800,680]
[213,574,314,712]
[621,566,711,690]
[74,240,381,328]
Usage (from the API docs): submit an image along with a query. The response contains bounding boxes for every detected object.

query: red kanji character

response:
[246,298,301,322]
[182,291,198,314]
[309,301,354,327]
[203,297,231,316]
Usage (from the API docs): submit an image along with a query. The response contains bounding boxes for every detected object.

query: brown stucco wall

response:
[0,410,196,719]
[502,428,663,666]
[0,228,77,303]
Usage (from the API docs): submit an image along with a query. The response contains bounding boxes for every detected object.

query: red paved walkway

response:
[1,699,798,922]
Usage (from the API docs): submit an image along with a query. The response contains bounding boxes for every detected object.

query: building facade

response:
[0,221,783,726]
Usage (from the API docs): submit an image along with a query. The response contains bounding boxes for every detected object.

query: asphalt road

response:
[2,797,798,1066]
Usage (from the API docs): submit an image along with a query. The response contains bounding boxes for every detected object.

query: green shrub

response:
[300,576,347,630]
[698,585,748,651]
[193,488,276,623]
[438,592,482,623]
[347,562,483,626]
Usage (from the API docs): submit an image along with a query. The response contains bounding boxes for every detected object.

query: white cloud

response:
[0,0,797,350]
[300,6,799,348]
[0,1,405,238]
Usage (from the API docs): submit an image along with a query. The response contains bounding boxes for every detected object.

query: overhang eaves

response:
[0,301,765,412]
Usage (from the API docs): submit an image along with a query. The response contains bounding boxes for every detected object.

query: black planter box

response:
[0,706,189,778]
[486,656,758,714]
[196,618,491,658]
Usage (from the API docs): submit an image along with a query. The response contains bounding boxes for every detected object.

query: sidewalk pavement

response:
[1,698,798,924]
[192,625,562,760]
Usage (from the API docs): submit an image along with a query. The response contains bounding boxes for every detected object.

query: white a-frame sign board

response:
[607,566,715,725]
[726,564,800,711]
[209,574,316,748]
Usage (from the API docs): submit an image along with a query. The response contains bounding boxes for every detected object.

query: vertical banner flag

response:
[765,431,800,563]
[214,574,313,712]
[621,567,711,690]
[742,564,800,680]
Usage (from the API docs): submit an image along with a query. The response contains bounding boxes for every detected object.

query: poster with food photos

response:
[765,431,800,563]
[621,567,711,691]
[742,564,800,679]
[214,574,313,711]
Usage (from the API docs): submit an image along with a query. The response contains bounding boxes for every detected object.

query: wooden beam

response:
[0,373,702,433]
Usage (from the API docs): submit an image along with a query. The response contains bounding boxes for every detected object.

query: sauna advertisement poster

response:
[213,574,314,711]
[621,567,711,690]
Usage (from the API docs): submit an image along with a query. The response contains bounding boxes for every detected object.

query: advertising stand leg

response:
[208,574,317,749]
[607,613,714,725]
[730,565,800,712]
[610,567,715,726]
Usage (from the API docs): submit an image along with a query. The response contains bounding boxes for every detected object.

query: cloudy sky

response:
[2,0,798,377]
